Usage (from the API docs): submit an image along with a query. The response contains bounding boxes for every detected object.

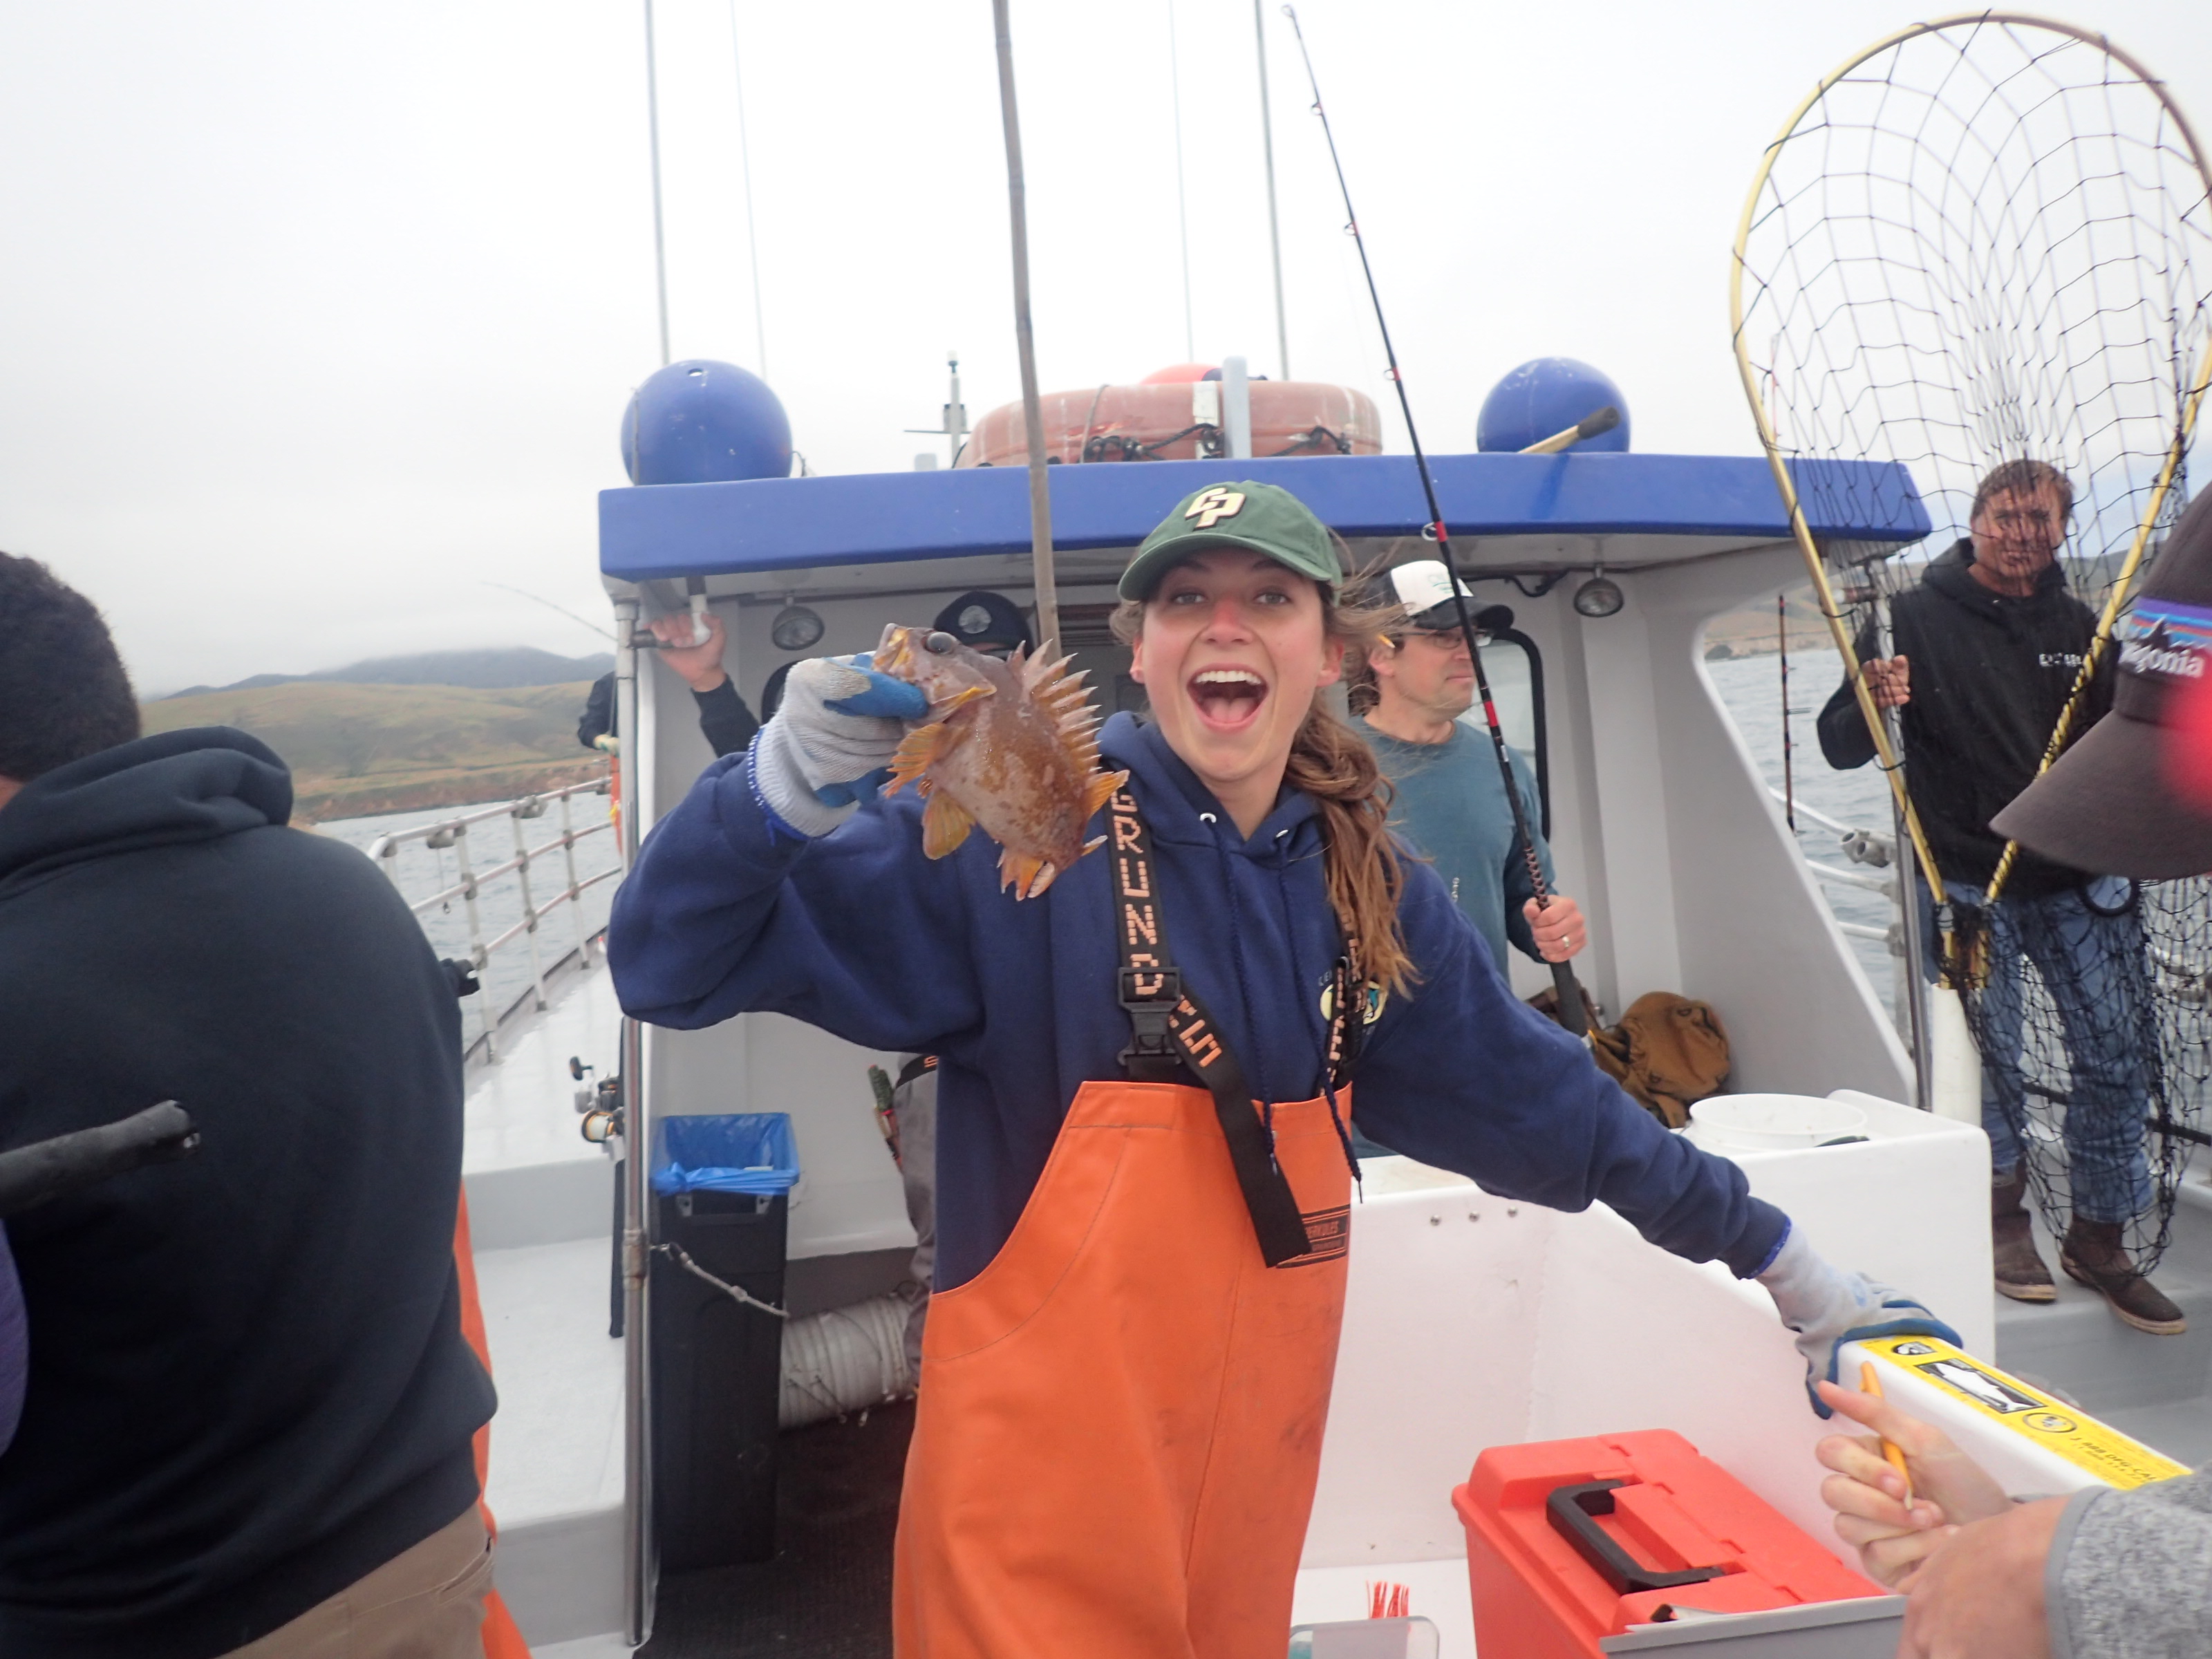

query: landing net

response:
[1731,13,2212,1265]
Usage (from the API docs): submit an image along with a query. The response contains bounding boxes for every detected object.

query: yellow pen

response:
[1861,1360,1914,1505]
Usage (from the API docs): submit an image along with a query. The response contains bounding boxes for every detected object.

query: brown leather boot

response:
[1991,1169,2055,1302]
[2061,1219,2187,1335]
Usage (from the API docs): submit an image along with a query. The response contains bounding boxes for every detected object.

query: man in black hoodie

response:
[0,552,498,1658]
[1818,460,2179,1335]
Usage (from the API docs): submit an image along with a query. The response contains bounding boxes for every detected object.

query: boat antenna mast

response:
[906,351,971,468]
[1280,4,1590,1038]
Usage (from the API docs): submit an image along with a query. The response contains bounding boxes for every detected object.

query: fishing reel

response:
[571,1056,623,1144]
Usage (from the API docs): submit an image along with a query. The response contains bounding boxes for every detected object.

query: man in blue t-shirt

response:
[1353,560,1587,980]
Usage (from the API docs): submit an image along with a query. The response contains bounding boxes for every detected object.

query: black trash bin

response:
[648,1112,800,1572]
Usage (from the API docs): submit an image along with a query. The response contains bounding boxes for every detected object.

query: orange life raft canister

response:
[958,364,1381,467]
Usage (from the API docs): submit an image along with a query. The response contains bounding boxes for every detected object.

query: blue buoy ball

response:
[1476,358,1631,453]
[621,359,793,485]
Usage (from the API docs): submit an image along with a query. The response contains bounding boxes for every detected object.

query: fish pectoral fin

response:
[921,791,977,859]
[1082,768,1130,818]
[885,724,948,793]
[928,684,994,719]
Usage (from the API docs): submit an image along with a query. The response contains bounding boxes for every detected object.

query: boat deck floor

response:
[640,1403,912,1659]
[1994,1188,2212,1470]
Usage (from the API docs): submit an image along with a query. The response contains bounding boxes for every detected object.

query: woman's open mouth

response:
[1188,667,1269,731]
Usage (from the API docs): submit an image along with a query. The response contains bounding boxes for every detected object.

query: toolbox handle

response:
[1544,1479,1730,1596]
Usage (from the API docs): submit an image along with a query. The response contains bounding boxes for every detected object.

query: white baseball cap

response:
[1384,560,1476,629]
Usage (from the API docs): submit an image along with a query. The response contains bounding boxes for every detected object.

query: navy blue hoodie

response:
[612,713,1786,1291]
[0,731,494,1659]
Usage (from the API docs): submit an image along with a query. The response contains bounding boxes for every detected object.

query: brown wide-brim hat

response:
[1992,491,2212,880]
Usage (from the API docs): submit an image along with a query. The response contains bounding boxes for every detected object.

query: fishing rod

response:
[1281,5,1590,1039]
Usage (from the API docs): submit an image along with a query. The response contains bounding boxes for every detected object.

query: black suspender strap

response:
[1107,789,1317,1268]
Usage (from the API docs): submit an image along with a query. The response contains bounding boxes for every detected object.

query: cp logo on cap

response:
[1185,487,1246,529]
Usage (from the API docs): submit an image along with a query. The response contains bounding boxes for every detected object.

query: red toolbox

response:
[1452,1430,1886,1658]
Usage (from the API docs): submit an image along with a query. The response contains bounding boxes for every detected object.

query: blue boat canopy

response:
[599,451,1927,585]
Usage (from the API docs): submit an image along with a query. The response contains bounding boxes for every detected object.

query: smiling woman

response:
[1108,484,1411,994]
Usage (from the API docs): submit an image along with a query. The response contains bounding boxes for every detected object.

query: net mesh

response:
[1734,15,2212,1266]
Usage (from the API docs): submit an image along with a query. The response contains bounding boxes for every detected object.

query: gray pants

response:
[890,1057,939,1373]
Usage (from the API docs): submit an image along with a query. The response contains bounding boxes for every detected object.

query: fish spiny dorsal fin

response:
[1025,859,1064,899]
[1056,712,1103,769]
[1083,769,1130,816]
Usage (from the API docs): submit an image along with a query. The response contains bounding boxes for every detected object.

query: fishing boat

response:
[412,377,2211,1657]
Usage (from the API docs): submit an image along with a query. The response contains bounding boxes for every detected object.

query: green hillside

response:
[142,679,608,822]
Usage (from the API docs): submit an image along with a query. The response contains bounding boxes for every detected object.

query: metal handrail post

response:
[559,787,593,967]
[509,802,549,1014]
[447,823,496,1062]
[615,596,654,1647]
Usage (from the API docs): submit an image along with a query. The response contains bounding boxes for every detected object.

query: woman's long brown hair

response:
[1111,577,1415,995]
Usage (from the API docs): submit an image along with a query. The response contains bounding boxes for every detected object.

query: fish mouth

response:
[874,624,920,679]
[1187,665,1270,731]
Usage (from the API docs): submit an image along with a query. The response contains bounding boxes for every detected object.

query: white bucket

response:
[1689,1093,1868,1152]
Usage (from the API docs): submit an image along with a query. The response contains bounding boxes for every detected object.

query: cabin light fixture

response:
[1572,569,1624,618]
[770,603,825,652]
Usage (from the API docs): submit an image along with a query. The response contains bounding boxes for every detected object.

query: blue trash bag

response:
[650,1113,800,1197]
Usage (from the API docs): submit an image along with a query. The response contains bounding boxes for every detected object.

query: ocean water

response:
[1703,648,1902,1010]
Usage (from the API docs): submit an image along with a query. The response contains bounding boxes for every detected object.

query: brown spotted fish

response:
[872,624,1128,899]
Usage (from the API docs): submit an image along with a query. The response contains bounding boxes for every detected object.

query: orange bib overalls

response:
[891,791,1360,1658]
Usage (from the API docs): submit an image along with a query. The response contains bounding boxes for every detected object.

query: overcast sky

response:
[2,1,2207,693]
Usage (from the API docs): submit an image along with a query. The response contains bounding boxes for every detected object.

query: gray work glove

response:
[1756,1224,1960,1418]
[748,654,929,838]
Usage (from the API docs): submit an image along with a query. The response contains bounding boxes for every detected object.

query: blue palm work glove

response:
[1756,1224,1960,1418]
[749,654,930,838]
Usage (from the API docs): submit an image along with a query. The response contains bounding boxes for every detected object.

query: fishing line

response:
[1280,5,1590,1038]
[725,0,770,383]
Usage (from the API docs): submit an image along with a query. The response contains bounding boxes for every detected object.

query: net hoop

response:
[1727,12,2212,913]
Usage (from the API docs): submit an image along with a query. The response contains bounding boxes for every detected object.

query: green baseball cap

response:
[1118,480,1343,601]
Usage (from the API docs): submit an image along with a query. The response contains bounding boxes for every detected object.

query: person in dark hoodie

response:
[611,479,1953,1658]
[1817,459,2178,1333]
[0,552,498,1659]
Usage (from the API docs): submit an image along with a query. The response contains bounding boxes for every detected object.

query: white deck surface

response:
[465,962,623,1176]
[464,965,630,1647]
[479,1237,624,1525]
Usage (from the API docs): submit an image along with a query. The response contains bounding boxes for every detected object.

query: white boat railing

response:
[1769,787,1909,992]
[366,774,621,1060]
